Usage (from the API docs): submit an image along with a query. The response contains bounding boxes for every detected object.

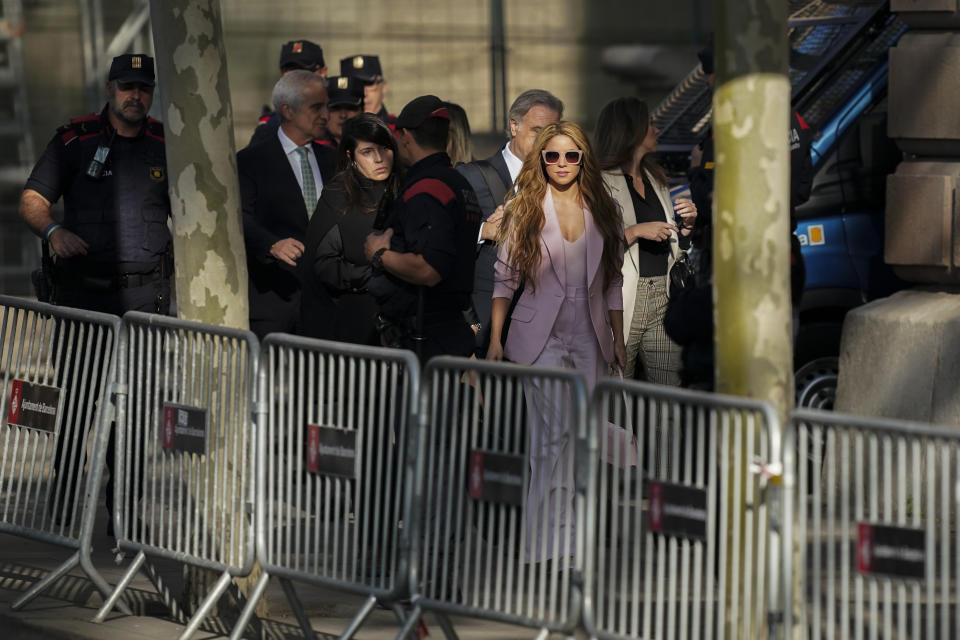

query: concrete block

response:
[892,0,960,29]
[835,289,960,425]
[888,32,960,155]
[885,161,960,284]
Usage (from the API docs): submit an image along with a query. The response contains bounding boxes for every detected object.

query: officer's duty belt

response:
[385,309,466,332]
[56,264,166,292]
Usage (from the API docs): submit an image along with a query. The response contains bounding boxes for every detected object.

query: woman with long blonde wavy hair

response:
[486,121,625,563]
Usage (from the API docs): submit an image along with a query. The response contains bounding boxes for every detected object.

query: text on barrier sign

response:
[7,379,61,434]
[162,402,209,455]
[306,424,359,479]
[647,479,708,541]
[857,522,925,581]
[468,450,525,507]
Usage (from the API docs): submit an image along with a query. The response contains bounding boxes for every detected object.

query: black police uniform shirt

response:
[688,110,813,228]
[369,152,482,320]
[249,110,280,148]
[25,105,172,268]
[376,105,398,132]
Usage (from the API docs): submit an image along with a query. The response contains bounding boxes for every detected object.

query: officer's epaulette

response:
[315,138,336,148]
[403,178,455,206]
[145,117,165,142]
[57,113,102,145]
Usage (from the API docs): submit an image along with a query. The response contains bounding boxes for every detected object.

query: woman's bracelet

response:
[43,222,62,241]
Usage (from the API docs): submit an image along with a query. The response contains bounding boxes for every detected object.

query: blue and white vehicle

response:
[652,1,906,408]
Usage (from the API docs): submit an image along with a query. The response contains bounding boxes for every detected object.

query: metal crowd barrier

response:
[582,378,779,640]
[0,295,122,610]
[397,356,589,640]
[783,408,960,639]
[230,334,421,640]
[92,311,258,640]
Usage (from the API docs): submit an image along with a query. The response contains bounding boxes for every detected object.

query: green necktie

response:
[295,146,317,216]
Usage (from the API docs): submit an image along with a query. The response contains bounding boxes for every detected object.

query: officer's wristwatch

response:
[371,247,387,270]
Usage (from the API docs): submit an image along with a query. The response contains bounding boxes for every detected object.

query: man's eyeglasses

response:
[541,149,583,165]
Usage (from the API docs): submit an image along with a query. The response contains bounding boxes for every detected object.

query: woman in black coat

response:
[300,114,401,344]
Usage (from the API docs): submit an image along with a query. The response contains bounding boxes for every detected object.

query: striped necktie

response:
[295,145,317,216]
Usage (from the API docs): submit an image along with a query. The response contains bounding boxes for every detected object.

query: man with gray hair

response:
[457,89,563,353]
[249,39,328,148]
[238,69,336,338]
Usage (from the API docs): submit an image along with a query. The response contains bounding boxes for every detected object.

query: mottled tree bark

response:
[713,1,792,638]
[150,0,247,328]
[149,0,265,619]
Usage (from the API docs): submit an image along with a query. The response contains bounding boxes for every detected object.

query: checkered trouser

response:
[624,275,681,385]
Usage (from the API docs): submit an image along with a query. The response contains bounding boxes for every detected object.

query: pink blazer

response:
[493,189,623,365]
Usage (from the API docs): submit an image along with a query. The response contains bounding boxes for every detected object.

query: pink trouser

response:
[523,286,607,563]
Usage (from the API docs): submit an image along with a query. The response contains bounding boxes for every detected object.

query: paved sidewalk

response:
[0,506,569,639]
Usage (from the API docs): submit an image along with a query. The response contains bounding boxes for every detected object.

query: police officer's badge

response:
[353,55,364,69]
[149,167,165,182]
[338,77,349,89]
[293,42,303,53]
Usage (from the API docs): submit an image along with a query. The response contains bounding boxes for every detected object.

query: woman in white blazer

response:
[595,97,697,384]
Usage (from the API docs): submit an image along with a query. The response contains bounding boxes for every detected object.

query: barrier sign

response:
[857,522,925,580]
[162,403,209,455]
[7,379,60,433]
[468,450,524,507]
[306,424,358,478]
[647,480,708,540]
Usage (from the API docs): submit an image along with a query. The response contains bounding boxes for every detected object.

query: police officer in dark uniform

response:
[340,54,397,130]
[20,53,172,316]
[323,74,365,149]
[249,39,327,148]
[363,95,481,362]
[18,53,169,534]
[688,37,813,304]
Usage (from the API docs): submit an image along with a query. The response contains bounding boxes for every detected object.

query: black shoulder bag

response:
[669,250,696,298]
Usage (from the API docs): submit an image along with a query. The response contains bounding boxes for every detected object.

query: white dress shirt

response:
[501,143,523,183]
[278,126,324,200]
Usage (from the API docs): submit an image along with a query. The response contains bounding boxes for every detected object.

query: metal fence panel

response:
[231,335,420,640]
[398,356,589,638]
[94,311,257,636]
[784,408,960,640]
[583,378,778,640]
[0,295,121,608]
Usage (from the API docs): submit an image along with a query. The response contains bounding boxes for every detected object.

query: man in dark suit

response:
[456,89,563,353]
[238,70,336,338]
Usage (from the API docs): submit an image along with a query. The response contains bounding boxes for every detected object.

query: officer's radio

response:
[86,144,111,180]
[86,130,116,180]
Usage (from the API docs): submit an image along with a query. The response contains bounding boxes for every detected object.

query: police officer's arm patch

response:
[402,178,456,206]
[58,113,102,145]
[146,119,165,142]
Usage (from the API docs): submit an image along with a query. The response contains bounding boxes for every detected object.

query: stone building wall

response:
[20,0,707,148]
